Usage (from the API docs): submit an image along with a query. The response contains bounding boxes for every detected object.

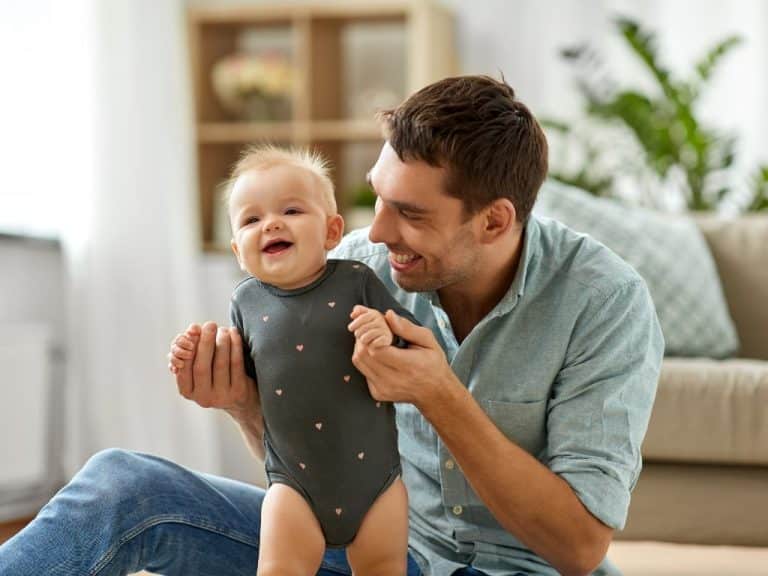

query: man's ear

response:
[479,198,516,244]
[325,214,345,250]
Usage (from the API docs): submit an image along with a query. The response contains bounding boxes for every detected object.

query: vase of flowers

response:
[211,51,293,121]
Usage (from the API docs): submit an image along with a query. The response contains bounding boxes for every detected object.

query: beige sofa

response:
[616,215,768,546]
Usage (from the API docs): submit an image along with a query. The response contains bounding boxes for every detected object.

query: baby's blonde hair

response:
[224,144,337,216]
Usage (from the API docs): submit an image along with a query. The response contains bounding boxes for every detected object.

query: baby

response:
[170,145,411,575]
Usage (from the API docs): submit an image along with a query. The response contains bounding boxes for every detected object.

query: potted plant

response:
[545,17,768,213]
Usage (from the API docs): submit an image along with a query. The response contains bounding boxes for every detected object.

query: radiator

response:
[0,323,54,519]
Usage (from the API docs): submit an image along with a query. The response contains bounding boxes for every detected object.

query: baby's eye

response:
[243,216,260,225]
[284,207,302,215]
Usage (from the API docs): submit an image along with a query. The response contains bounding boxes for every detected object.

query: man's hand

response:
[349,308,457,408]
[348,305,395,349]
[168,322,260,424]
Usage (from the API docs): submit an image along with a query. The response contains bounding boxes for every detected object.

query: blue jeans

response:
[0,449,488,576]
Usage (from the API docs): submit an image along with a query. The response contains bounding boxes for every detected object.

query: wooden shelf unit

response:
[188,0,456,251]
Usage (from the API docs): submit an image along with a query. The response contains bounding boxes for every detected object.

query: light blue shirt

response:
[331,215,664,575]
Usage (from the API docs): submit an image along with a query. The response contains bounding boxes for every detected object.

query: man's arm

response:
[232,409,266,462]
[420,372,611,575]
[351,311,612,576]
[171,322,265,461]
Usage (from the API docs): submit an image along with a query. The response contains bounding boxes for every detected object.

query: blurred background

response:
[1,0,766,572]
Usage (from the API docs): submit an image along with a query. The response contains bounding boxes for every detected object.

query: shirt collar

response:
[510,215,540,299]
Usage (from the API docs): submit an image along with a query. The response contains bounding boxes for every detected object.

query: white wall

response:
[0,237,66,518]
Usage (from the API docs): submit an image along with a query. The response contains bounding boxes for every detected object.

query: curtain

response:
[60,0,220,476]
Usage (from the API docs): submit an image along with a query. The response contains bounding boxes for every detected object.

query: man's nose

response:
[368,199,393,244]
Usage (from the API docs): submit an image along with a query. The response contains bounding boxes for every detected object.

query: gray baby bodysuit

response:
[229,259,417,548]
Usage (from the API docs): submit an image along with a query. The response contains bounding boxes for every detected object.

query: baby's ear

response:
[231,239,246,271]
[325,214,345,250]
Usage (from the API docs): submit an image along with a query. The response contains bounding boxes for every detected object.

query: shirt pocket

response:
[482,398,548,459]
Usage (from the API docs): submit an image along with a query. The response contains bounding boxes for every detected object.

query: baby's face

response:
[229,165,343,289]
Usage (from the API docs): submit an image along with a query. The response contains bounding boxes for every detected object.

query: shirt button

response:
[452,505,463,516]
[437,317,446,329]
[445,459,455,470]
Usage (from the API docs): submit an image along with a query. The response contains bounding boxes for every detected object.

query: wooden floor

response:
[608,541,768,575]
[0,517,33,545]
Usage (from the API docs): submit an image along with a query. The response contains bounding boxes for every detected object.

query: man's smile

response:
[389,250,421,271]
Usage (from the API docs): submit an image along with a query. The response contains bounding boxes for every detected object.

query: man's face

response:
[367,142,481,293]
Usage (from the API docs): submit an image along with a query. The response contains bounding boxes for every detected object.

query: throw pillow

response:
[534,180,739,358]
[696,214,768,360]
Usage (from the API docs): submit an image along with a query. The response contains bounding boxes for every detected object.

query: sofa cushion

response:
[642,358,768,465]
[695,215,768,360]
[534,181,739,358]
[619,463,768,546]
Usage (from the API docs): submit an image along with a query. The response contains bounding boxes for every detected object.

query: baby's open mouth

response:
[263,240,293,253]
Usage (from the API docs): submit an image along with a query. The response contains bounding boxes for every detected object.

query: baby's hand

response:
[167,324,201,375]
[348,305,394,349]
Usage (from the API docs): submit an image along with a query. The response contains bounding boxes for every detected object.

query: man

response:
[0,76,662,576]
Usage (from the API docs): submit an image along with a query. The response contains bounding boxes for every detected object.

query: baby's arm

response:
[349,305,395,349]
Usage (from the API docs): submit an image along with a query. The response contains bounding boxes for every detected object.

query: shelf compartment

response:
[190,17,296,124]
[307,17,407,122]
[197,122,296,143]
[189,1,457,251]
[308,139,384,218]
[197,120,382,143]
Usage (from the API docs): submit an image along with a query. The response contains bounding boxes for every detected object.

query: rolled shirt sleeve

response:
[547,278,664,529]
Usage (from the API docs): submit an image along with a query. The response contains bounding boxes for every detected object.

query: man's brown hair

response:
[377,75,548,222]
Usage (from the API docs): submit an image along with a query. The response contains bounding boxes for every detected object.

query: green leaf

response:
[540,118,571,133]
[748,165,768,212]
[616,17,678,102]
[548,171,614,198]
[553,15,756,213]
[588,91,678,176]
[691,35,743,99]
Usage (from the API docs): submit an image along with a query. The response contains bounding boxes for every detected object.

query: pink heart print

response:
[262,315,269,322]
[299,462,306,470]
[335,508,343,516]
[328,301,336,308]
[275,389,283,396]
[357,452,365,460]
[343,375,351,383]
[296,344,304,351]
[315,422,323,431]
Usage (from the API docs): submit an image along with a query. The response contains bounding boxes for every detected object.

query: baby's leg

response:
[257,484,325,576]
[345,477,409,576]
